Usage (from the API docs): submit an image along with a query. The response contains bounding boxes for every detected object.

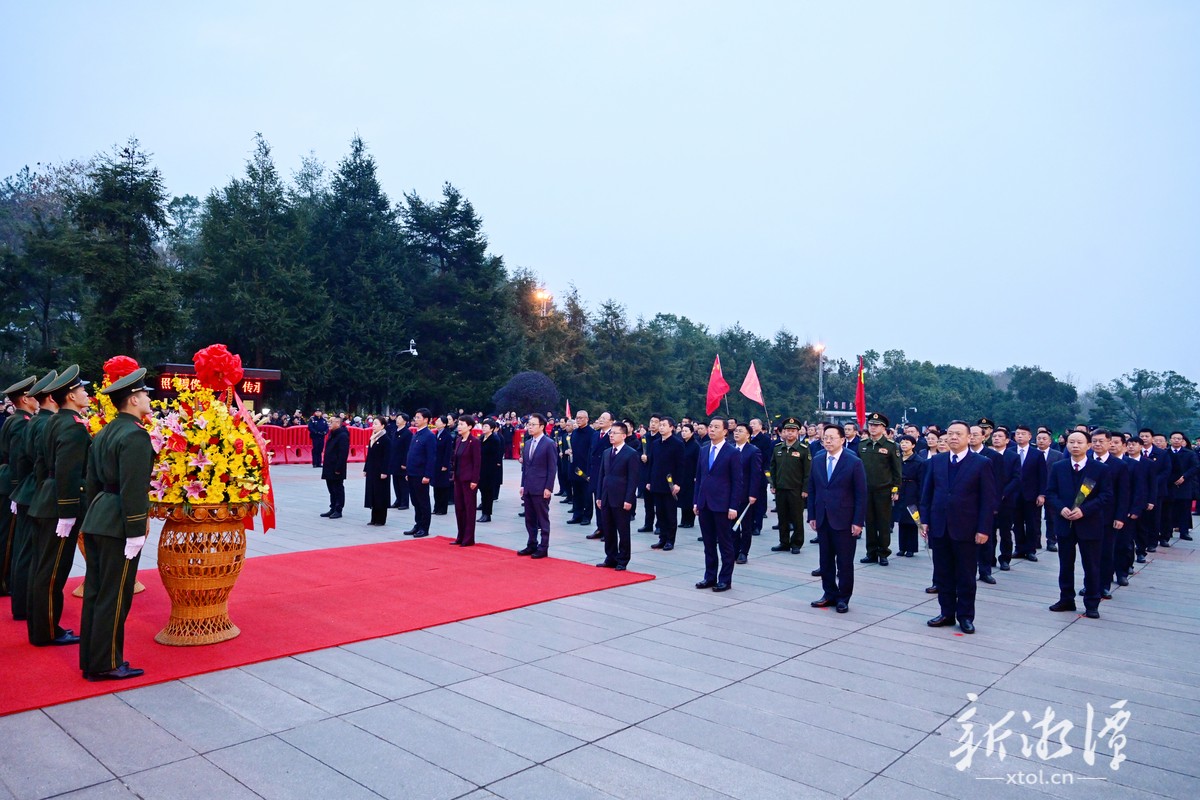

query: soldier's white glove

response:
[9,501,15,514]
[56,518,75,538]
[124,535,147,560]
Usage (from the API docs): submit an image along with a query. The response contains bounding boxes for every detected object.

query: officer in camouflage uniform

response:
[858,411,902,566]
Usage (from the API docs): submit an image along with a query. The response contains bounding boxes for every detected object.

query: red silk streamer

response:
[233,391,276,534]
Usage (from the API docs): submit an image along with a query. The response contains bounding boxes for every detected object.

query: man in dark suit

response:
[596,422,639,570]
[807,425,867,613]
[390,413,412,510]
[731,423,764,564]
[1168,431,1199,540]
[984,427,1021,582]
[567,411,593,525]
[1046,430,1113,618]
[1011,425,1047,564]
[693,418,744,592]
[1092,430,1131,599]
[1138,428,1171,550]
[636,416,660,533]
[748,419,773,537]
[405,409,437,538]
[648,417,683,551]
[1123,435,1156,566]
[518,413,558,558]
[843,422,861,454]
[320,417,350,518]
[1036,429,1065,551]
[919,420,997,634]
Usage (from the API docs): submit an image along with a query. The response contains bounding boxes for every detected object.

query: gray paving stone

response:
[569,643,733,694]
[116,681,268,753]
[52,782,139,800]
[45,694,197,777]
[204,735,381,800]
[388,628,524,673]
[847,775,959,800]
[345,638,482,685]
[489,765,618,800]
[547,745,732,800]
[243,656,388,714]
[0,710,112,800]
[400,688,585,762]
[183,668,328,733]
[603,635,768,681]
[421,621,561,663]
[534,653,703,707]
[122,756,260,800]
[293,646,438,699]
[491,663,668,725]
[345,701,533,786]
[279,717,474,800]
[451,675,627,741]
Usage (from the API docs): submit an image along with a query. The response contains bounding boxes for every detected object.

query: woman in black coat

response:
[892,435,926,556]
[677,423,700,528]
[433,414,455,514]
[363,416,392,526]
[477,418,504,522]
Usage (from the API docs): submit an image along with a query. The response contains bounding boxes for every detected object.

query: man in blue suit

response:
[984,427,1020,582]
[919,420,997,634]
[1036,429,1065,551]
[732,423,764,564]
[1168,431,1199,540]
[1011,425,1047,564]
[1122,435,1155,569]
[806,425,867,613]
[1138,428,1172,550]
[404,408,437,538]
[1046,430,1112,618]
[518,413,558,558]
[693,418,744,592]
[1091,430,1131,600]
[595,422,640,570]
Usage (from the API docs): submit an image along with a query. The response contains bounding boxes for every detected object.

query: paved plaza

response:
[3,462,1198,800]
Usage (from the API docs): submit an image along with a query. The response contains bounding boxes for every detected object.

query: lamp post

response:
[534,289,551,317]
[813,342,826,419]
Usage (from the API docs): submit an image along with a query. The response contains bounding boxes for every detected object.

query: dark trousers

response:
[735,504,755,558]
[27,517,80,644]
[653,491,678,545]
[641,486,656,529]
[994,506,1015,563]
[479,482,497,516]
[9,507,34,619]
[1044,504,1058,546]
[433,485,451,514]
[817,522,857,602]
[1013,496,1042,555]
[1099,524,1117,591]
[775,489,806,548]
[369,501,388,526]
[325,479,345,512]
[1157,493,1171,540]
[978,535,995,578]
[408,477,432,533]
[79,533,140,674]
[1114,522,1136,579]
[311,436,325,466]
[931,535,978,622]
[523,491,551,553]
[392,472,409,508]
[897,522,919,554]
[1136,510,1157,556]
[864,489,892,559]
[698,507,735,585]
[1058,528,1102,611]
[600,503,631,566]
[571,478,593,523]
[1171,498,1193,533]
[750,490,766,534]
[679,501,696,527]
[454,482,477,544]
[0,503,12,596]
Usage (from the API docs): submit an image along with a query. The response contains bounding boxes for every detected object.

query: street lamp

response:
[534,289,551,317]
[902,407,917,426]
[813,342,826,417]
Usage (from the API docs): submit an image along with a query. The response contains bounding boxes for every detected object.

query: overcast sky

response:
[3,1,1197,389]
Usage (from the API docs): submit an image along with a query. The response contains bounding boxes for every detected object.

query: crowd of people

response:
[310,405,1200,635]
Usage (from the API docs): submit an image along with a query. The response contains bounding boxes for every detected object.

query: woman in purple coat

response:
[452,415,481,546]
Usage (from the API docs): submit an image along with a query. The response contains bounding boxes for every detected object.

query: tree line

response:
[2,135,1197,434]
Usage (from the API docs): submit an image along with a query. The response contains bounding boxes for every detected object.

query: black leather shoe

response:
[585,532,603,540]
[654,528,661,534]
[791,547,801,554]
[1045,545,1056,553]
[566,518,581,525]
[860,557,877,564]
[771,524,780,530]
[999,562,1010,571]
[696,580,716,589]
[517,547,536,556]
[38,631,80,646]
[979,574,996,585]
[615,565,627,571]
[477,515,491,523]
[678,523,694,529]
[410,529,428,538]
[811,568,822,577]
[1146,546,1157,553]
[1116,576,1129,586]
[530,551,548,559]
[1136,555,1147,563]
[662,544,673,551]
[735,554,747,564]
[86,663,144,681]
[402,528,417,535]
[518,511,525,517]
[637,526,653,533]
[925,585,938,594]
[1024,553,1039,561]
[959,620,975,634]
[927,615,955,627]
[770,545,789,552]
[1160,541,1172,548]
[1049,600,1077,612]
[1084,609,1100,619]
[395,505,409,511]
[328,511,342,519]
[1182,533,1194,541]
[878,557,889,566]
[320,510,333,517]
[835,601,848,613]
[1101,590,1113,600]
[651,541,665,549]
[713,583,731,592]
[811,597,836,607]
[809,537,819,544]
[596,561,616,568]
[697,536,703,541]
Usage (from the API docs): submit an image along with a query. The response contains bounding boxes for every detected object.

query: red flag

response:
[855,356,866,429]
[565,399,571,419]
[739,361,765,407]
[705,355,731,415]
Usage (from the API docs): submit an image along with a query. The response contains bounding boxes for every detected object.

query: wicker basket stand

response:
[150,502,255,646]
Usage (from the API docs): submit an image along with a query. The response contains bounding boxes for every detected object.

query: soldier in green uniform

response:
[27,365,90,646]
[80,368,154,681]
[858,411,902,566]
[0,375,37,597]
[9,370,58,621]
[769,417,812,555]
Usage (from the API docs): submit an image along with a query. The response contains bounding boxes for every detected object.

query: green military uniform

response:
[859,412,902,562]
[80,369,154,678]
[0,376,37,596]
[9,371,58,620]
[27,366,91,646]
[769,417,812,552]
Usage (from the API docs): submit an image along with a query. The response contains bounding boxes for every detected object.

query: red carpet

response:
[0,537,652,716]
